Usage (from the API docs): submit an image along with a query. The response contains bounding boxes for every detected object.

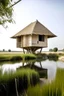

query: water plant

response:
[0,68,39,83]
[55,68,64,95]
[27,82,62,96]
[0,68,39,96]
[26,68,64,96]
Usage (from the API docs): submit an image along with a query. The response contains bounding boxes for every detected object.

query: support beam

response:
[40,62,42,68]
[23,49,25,54]
[40,48,42,53]
[23,47,42,54]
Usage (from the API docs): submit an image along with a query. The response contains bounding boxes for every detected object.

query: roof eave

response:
[48,35,57,38]
[11,36,17,38]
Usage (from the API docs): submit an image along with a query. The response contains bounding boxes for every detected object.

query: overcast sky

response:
[0,0,64,51]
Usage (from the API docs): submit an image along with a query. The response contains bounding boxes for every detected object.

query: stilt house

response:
[11,20,56,53]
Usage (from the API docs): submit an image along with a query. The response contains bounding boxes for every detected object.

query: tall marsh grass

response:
[26,68,64,96]
[27,83,62,96]
[55,68,64,95]
[0,68,39,96]
[0,68,39,84]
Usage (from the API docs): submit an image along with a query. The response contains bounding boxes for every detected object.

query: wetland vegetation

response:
[0,52,59,62]
[0,53,36,62]
[26,68,64,96]
[0,68,39,96]
[0,52,64,96]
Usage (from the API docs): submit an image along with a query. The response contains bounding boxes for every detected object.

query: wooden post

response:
[23,49,25,54]
[40,48,42,53]
[40,62,42,68]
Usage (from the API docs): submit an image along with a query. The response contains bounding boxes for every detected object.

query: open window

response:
[39,35,45,41]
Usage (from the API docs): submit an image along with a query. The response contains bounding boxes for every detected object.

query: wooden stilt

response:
[40,62,42,68]
[40,48,42,53]
[23,49,25,54]
[26,47,40,54]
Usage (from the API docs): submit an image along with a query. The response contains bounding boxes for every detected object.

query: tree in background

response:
[3,49,5,52]
[49,49,53,52]
[8,49,11,52]
[53,47,58,52]
[49,47,58,52]
[0,0,21,27]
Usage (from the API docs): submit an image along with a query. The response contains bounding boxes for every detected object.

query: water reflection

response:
[38,60,57,81]
[0,59,64,82]
[22,61,47,78]
[0,62,23,74]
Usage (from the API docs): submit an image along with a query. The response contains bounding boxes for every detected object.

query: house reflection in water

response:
[18,61,48,79]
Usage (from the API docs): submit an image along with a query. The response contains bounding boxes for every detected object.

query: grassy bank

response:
[0,51,60,63]
[26,68,64,96]
[0,53,36,62]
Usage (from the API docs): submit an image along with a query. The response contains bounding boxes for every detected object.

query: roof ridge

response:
[32,20,38,34]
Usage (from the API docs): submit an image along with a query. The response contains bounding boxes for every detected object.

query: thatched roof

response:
[11,20,56,38]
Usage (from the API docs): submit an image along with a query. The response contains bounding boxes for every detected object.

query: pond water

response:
[0,59,64,82]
